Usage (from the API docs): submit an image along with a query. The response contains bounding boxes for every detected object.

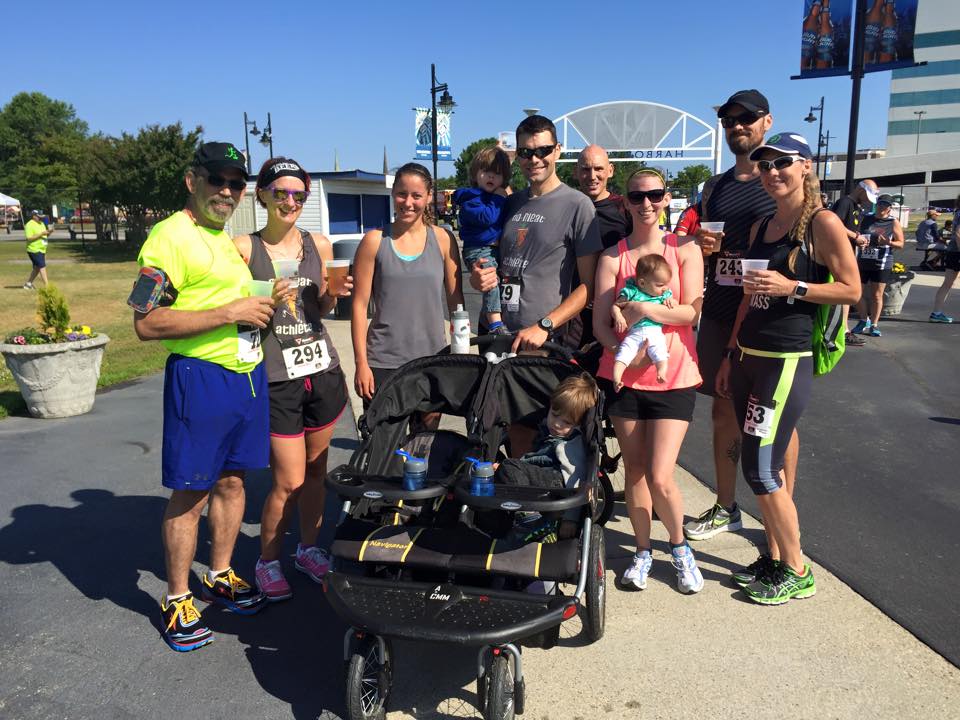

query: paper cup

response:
[325,259,350,296]
[740,258,769,294]
[246,279,274,297]
[700,221,725,233]
[272,259,299,279]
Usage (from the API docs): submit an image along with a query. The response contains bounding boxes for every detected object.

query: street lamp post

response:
[260,112,274,159]
[804,96,825,178]
[913,110,927,154]
[820,130,832,182]
[429,63,455,214]
[243,112,261,174]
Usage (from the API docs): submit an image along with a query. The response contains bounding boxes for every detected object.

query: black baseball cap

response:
[717,89,770,117]
[192,142,248,179]
[876,193,895,206]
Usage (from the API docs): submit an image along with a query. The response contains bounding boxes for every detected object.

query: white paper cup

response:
[246,279,274,297]
[272,259,299,278]
[740,258,769,294]
[700,221,725,233]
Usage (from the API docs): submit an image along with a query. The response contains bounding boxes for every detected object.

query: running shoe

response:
[844,331,866,346]
[22,282,34,290]
[930,312,954,323]
[620,549,653,590]
[488,321,510,335]
[255,558,292,602]
[294,544,331,583]
[743,563,816,605]
[671,544,704,593]
[731,554,777,588]
[868,325,882,337]
[160,593,214,652]
[200,568,267,614]
[851,320,871,335]
[683,503,743,541]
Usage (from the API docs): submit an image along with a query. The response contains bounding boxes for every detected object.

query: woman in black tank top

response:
[713,133,860,605]
[234,157,353,601]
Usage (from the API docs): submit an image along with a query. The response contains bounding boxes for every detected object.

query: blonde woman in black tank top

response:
[234,157,353,601]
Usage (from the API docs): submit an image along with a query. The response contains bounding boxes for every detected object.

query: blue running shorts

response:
[161,354,269,490]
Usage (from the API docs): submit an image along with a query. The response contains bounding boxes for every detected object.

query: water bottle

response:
[450,304,471,354]
[467,457,495,497]
[395,450,426,491]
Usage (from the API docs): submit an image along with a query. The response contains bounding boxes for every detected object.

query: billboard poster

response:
[863,0,918,73]
[800,0,854,78]
[414,107,452,161]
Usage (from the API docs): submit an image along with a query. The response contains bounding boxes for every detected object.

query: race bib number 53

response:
[743,397,775,438]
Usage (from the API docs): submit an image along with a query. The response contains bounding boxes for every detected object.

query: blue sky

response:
[3,0,897,177]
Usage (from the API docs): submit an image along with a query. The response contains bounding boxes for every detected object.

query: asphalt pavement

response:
[1,256,959,718]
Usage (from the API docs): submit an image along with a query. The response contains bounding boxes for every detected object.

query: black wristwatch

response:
[537,317,554,332]
[722,347,737,360]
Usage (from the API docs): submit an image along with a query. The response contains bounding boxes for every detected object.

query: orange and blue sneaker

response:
[201,568,267,615]
[161,593,214,652]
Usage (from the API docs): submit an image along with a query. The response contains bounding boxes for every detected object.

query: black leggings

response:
[730,352,812,495]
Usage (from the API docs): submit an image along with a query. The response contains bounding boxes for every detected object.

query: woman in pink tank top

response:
[592,168,706,593]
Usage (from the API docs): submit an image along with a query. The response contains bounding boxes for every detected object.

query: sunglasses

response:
[516,144,557,160]
[720,112,765,129]
[204,173,247,192]
[757,156,803,172]
[267,187,310,205]
[626,189,667,205]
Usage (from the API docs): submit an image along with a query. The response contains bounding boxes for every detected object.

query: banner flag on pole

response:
[799,0,855,78]
[414,107,453,161]
[863,0,918,74]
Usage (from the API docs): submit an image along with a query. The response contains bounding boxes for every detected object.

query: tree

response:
[0,92,88,212]
[672,164,713,197]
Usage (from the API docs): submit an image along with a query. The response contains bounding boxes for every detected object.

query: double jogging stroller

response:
[323,337,606,720]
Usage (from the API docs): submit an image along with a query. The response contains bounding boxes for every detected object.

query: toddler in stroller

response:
[322,340,607,720]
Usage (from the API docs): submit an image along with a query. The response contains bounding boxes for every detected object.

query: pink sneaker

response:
[254,559,292,601]
[295,545,331,583]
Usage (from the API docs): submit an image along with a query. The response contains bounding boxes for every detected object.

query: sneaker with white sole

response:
[851,320,870,335]
[255,558,293,601]
[22,282,34,290]
[683,503,743,541]
[620,549,652,590]
[671,544,704,594]
[294,544,331,583]
[930,312,954,324]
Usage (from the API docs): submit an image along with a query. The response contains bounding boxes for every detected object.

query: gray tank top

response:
[367,225,447,368]
[249,229,340,383]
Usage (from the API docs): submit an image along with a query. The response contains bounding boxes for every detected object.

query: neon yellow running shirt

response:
[138,211,260,372]
[25,219,47,253]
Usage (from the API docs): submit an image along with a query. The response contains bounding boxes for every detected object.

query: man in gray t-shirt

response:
[472,115,602,352]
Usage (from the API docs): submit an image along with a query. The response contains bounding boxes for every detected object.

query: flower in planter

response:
[3,285,96,345]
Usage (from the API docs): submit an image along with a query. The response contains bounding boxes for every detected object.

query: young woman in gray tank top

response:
[351,163,465,421]
[234,157,353,602]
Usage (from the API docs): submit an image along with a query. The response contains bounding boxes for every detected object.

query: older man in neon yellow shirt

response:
[23,209,50,289]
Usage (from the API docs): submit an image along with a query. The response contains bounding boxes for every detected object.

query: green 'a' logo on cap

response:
[767,134,781,144]
[225,146,240,160]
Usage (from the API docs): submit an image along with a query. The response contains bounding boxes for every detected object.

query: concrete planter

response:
[882,272,916,317]
[1,334,110,418]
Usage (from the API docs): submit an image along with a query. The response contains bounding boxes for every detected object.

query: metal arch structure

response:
[554,101,721,173]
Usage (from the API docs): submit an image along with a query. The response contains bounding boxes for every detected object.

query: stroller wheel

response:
[583,523,607,642]
[485,653,516,720]
[593,470,615,526]
[346,635,392,720]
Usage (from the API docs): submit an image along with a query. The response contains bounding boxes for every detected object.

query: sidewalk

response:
[321,315,960,718]
[0,318,957,719]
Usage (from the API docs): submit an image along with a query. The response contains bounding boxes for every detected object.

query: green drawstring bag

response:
[803,211,845,376]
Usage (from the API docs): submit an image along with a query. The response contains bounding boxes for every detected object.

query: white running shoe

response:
[621,550,653,590]
[671,544,704,594]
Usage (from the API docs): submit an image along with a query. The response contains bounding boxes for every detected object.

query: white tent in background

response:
[0,191,20,208]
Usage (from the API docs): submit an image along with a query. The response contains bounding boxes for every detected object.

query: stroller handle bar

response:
[438,333,574,362]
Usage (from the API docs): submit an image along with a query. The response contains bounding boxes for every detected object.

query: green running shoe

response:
[683,503,743,541]
[743,563,816,605]
[731,554,776,588]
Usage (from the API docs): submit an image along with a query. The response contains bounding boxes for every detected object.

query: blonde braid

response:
[788,172,823,272]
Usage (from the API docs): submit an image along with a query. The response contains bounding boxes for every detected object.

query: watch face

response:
[538,317,553,331]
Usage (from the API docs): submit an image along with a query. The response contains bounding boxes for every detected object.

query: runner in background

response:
[850,194,904,337]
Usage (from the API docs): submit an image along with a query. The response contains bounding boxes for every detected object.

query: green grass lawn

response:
[0,239,168,418]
